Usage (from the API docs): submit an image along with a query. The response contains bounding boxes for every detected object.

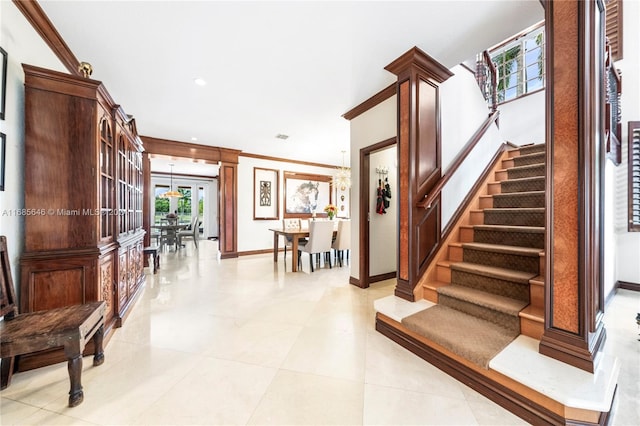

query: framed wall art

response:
[283,171,332,218]
[0,132,5,191]
[253,167,279,220]
[0,46,7,120]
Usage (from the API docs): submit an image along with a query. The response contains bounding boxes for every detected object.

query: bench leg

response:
[1,357,15,390]
[93,325,105,366]
[67,354,84,407]
[154,252,160,273]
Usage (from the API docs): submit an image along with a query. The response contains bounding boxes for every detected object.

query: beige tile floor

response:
[1,240,638,425]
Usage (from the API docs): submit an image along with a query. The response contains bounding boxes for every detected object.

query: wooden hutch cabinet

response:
[19,65,145,369]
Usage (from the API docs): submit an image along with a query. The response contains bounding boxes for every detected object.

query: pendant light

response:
[332,150,351,190]
[162,163,182,198]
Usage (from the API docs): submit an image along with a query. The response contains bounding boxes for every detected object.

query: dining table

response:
[269,225,337,272]
[269,227,309,272]
[151,223,188,251]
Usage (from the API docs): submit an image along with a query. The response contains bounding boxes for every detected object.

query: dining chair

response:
[331,220,351,267]
[178,216,200,249]
[298,220,334,272]
[282,218,300,259]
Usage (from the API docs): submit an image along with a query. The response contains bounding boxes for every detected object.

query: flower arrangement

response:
[324,204,337,219]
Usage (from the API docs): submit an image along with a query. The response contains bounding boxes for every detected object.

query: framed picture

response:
[0,46,6,120]
[0,133,5,191]
[283,171,332,218]
[253,167,279,220]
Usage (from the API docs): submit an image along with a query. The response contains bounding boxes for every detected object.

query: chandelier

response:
[162,163,182,198]
[332,150,351,190]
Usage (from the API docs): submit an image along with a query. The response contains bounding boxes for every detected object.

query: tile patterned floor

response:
[1,240,638,425]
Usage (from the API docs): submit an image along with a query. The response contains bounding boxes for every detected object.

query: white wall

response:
[440,66,505,228]
[369,146,397,276]
[349,96,397,280]
[236,155,338,253]
[498,90,546,145]
[612,0,640,287]
[0,2,67,291]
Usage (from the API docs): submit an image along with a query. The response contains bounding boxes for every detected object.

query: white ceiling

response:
[38,0,543,173]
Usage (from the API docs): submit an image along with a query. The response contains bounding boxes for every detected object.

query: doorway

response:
[359,137,397,288]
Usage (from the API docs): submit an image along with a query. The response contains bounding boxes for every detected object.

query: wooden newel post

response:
[385,47,453,301]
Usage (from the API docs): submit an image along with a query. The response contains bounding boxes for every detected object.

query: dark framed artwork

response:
[253,167,279,220]
[0,133,5,191]
[0,46,6,120]
[283,171,332,218]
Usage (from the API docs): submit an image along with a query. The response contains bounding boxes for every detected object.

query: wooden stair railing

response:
[474,50,499,114]
[418,110,500,211]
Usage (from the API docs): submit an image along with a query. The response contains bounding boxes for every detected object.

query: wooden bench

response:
[143,246,160,273]
[0,236,105,407]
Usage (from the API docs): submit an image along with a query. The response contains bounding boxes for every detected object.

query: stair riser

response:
[507,164,545,179]
[438,294,521,334]
[437,264,451,282]
[449,245,464,262]
[451,270,529,302]
[530,282,544,310]
[500,177,545,193]
[463,248,540,274]
[483,210,545,227]
[513,153,545,167]
[520,316,544,340]
[473,229,544,249]
[492,193,545,208]
[423,287,439,303]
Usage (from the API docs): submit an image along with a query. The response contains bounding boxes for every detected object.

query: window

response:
[491,25,545,103]
[629,121,640,231]
[154,185,170,223]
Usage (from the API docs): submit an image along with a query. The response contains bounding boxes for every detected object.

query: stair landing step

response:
[461,242,544,257]
[402,305,518,369]
[438,284,528,316]
[450,262,537,284]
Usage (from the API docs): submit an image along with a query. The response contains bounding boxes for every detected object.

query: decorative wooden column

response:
[141,137,240,259]
[219,160,238,259]
[385,47,453,301]
[541,0,607,373]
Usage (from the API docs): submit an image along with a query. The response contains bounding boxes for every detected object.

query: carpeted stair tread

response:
[472,225,545,249]
[461,242,543,257]
[438,284,528,316]
[517,144,546,155]
[506,163,545,179]
[401,305,518,368]
[450,262,537,284]
[473,224,544,234]
[491,190,545,208]
[500,176,545,193]
[482,207,545,226]
[512,152,545,167]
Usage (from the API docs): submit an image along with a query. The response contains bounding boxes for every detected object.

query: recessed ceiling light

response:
[275,134,289,140]
[194,78,207,86]
[191,137,198,141]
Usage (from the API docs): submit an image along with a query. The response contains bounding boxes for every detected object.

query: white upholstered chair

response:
[331,220,351,267]
[282,218,300,259]
[178,216,200,249]
[298,220,334,272]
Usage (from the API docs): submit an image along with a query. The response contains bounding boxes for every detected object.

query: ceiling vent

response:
[275,134,289,140]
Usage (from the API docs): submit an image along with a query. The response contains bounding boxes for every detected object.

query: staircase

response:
[401,144,546,369]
